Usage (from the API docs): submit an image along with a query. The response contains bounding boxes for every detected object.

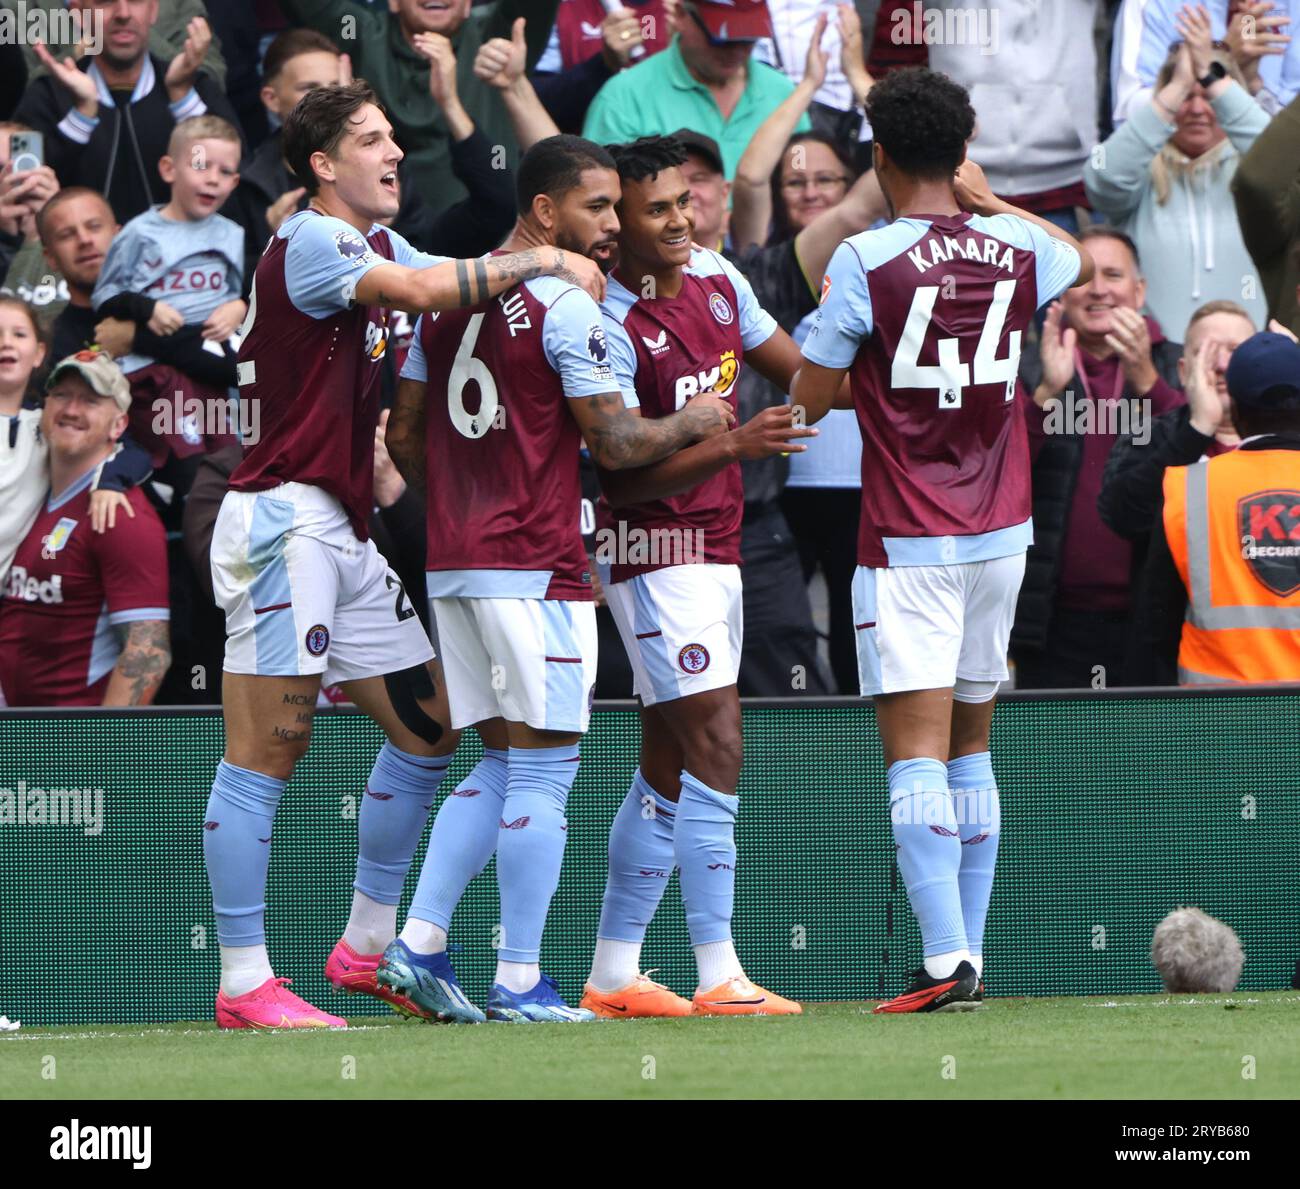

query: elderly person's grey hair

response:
[1151,907,1245,993]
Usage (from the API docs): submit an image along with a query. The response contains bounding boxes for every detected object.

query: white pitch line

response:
[0,1023,402,1043]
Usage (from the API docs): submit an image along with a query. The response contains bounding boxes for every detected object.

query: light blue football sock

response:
[354,742,452,905]
[406,748,509,931]
[674,771,737,946]
[948,751,1001,960]
[597,770,677,943]
[888,757,967,959]
[495,745,580,963]
[203,761,287,947]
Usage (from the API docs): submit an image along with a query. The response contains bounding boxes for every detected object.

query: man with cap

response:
[583,1,811,178]
[1137,330,1300,684]
[674,128,732,250]
[0,348,170,706]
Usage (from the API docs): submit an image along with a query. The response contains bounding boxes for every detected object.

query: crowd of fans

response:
[0,0,1298,708]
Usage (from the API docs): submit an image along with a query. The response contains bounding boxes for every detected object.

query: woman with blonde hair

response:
[1085,3,1269,341]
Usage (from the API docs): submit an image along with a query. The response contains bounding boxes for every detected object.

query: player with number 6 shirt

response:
[377,135,760,1023]
[202,84,609,1030]
[791,67,1094,1014]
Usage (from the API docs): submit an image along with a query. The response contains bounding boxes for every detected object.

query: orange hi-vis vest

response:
[1163,446,1300,684]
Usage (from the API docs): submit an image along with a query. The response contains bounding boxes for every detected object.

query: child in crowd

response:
[91,115,245,466]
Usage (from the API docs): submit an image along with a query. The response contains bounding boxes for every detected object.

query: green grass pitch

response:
[2,993,1297,1099]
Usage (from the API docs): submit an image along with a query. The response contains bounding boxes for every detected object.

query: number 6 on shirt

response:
[448,312,500,439]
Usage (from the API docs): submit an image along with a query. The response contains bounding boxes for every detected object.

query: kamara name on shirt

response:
[907,234,1016,275]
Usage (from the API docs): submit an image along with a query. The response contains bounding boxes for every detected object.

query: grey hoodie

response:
[927,0,1101,197]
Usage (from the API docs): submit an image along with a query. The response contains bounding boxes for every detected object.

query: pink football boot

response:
[215,976,347,1030]
[324,938,430,1019]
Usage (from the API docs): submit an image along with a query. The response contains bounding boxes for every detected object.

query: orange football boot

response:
[691,976,802,1016]
[580,972,692,1018]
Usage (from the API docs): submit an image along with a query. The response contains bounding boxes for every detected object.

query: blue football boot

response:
[487,973,598,1023]
[376,938,485,1023]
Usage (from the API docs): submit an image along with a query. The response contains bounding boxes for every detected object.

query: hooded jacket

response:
[927,0,1101,197]
[1084,83,1268,339]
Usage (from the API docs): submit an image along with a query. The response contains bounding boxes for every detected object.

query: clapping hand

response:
[1105,306,1158,396]
[164,16,211,102]
[33,39,99,117]
[1227,0,1291,91]
[1034,301,1077,406]
[412,32,460,109]
[802,12,829,92]
[1185,334,1229,435]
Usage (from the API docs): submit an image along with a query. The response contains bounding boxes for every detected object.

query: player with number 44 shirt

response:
[792,68,1094,1015]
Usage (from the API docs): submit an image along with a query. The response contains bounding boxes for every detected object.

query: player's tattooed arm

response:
[570,390,736,472]
[388,378,429,487]
[486,248,606,303]
[597,404,817,507]
[103,620,171,706]
[356,249,605,314]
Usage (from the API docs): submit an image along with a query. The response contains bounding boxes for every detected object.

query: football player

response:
[791,67,1093,1012]
[582,135,822,1017]
[377,134,755,1022]
[204,84,606,1029]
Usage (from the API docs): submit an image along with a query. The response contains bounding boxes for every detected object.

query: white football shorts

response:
[853,553,1026,696]
[602,563,743,707]
[212,482,434,683]
[430,595,597,733]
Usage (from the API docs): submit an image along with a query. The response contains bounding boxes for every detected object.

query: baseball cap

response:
[671,128,725,175]
[1224,332,1300,410]
[686,1,774,44]
[46,348,132,413]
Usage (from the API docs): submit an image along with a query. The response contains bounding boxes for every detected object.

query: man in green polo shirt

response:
[582,0,811,178]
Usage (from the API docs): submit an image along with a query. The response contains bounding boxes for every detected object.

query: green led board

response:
[1,696,1297,1025]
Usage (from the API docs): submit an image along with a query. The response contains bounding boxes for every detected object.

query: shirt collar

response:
[88,53,156,108]
[664,36,759,126]
[47,462,102,512]
[1238,432,1300,450]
